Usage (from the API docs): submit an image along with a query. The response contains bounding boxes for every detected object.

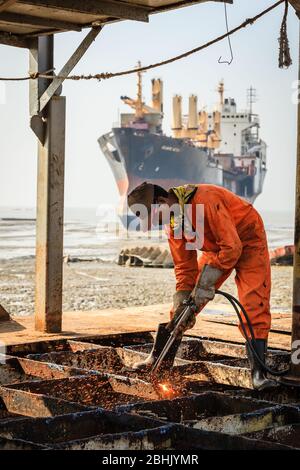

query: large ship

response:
[98,66,267,220]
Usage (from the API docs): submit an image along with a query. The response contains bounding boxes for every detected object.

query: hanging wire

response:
[218,2,233,65]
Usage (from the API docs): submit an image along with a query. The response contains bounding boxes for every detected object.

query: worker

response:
[127,182,277,391]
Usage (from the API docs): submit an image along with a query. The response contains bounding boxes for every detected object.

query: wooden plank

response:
[0,0,17,13]
[17,0,150,22]
[0,11,82,31]
[0,31,29,47]
[0,303,291,350]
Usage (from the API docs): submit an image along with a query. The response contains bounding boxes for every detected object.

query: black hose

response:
[215,289,290,377]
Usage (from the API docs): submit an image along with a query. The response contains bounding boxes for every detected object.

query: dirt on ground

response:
[0,257,293,317]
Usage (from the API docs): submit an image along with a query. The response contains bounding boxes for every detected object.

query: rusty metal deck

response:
[0,328,299,450]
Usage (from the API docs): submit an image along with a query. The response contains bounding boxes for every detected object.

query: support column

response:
[35,96,66,332]
[291,27,300,376]
[29,36,65,333]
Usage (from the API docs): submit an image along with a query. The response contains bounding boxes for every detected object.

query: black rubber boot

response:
[131,323,182,372]
[246,339,278,391]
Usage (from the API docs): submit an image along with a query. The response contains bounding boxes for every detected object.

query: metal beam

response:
[29,36,65,333]
[29,35,53,119]
[17,0,150,22]
[39,26,102,112]
[0,12,82,31]
[35,95,66,333]
[0,31,29,47]
[291,26,300,377]
[0,0,17,13]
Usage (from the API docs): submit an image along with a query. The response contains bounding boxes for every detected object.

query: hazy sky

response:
[0,0,299,212]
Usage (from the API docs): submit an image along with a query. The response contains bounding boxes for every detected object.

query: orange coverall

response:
[168,184,271,340]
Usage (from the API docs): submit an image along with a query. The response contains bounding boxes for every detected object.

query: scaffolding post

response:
[291,27,300,377]
[29,36,65,333]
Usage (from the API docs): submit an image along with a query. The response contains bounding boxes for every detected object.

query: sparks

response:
[158,382,175,396]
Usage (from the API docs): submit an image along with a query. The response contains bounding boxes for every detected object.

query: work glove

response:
[193,264,223,309]
[172,290,196,332]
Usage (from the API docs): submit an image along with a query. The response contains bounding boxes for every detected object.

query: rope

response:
[0,0,286,82]
[278,0,293,68]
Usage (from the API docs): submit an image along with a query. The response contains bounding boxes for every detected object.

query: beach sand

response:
[0,257,293,317]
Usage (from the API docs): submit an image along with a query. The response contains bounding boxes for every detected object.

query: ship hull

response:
[98,127,266,227]
[99,127,224,194]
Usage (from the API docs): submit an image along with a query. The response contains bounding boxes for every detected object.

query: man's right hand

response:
[172,290,196,331]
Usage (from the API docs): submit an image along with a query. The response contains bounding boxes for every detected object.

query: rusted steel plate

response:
[27,346,127,374]
[0,409,163,446]
[125,337,290,362]
[0,356,86,385]
[53,424,288,451]
[0,436,48,450]
[118,392,300,436]
[2,374,161,408]
[0,409,290,450]
[5,331,155,357]
[0,387,89,418]
[247,423,300,449]
[232,386,300,406]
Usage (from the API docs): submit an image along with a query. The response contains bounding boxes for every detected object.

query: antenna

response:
[247,86,257,115]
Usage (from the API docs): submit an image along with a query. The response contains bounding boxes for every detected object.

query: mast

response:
[135,61,144,119]
[247,86,257,118]
[218,79,224,109]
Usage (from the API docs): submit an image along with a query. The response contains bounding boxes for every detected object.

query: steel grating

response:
[0,331,300,449]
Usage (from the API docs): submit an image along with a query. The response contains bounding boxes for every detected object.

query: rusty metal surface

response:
[1,331,299,449]
[126,337,290,362]
[0,436,48,450]
[232,385,300,406]
[27,346,127,374]
[0,356,86,385]
[3,374,161,408]
[0,414,290,450]
[6,331,154,357]
[0,389,88,419]
[247,423,300,449]
[117,391,300,436]
[0,409,164,445]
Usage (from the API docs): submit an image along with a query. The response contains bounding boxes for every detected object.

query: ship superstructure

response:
[98,67,267,215]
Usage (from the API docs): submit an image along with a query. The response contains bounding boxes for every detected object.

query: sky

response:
[0,0,299,212]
